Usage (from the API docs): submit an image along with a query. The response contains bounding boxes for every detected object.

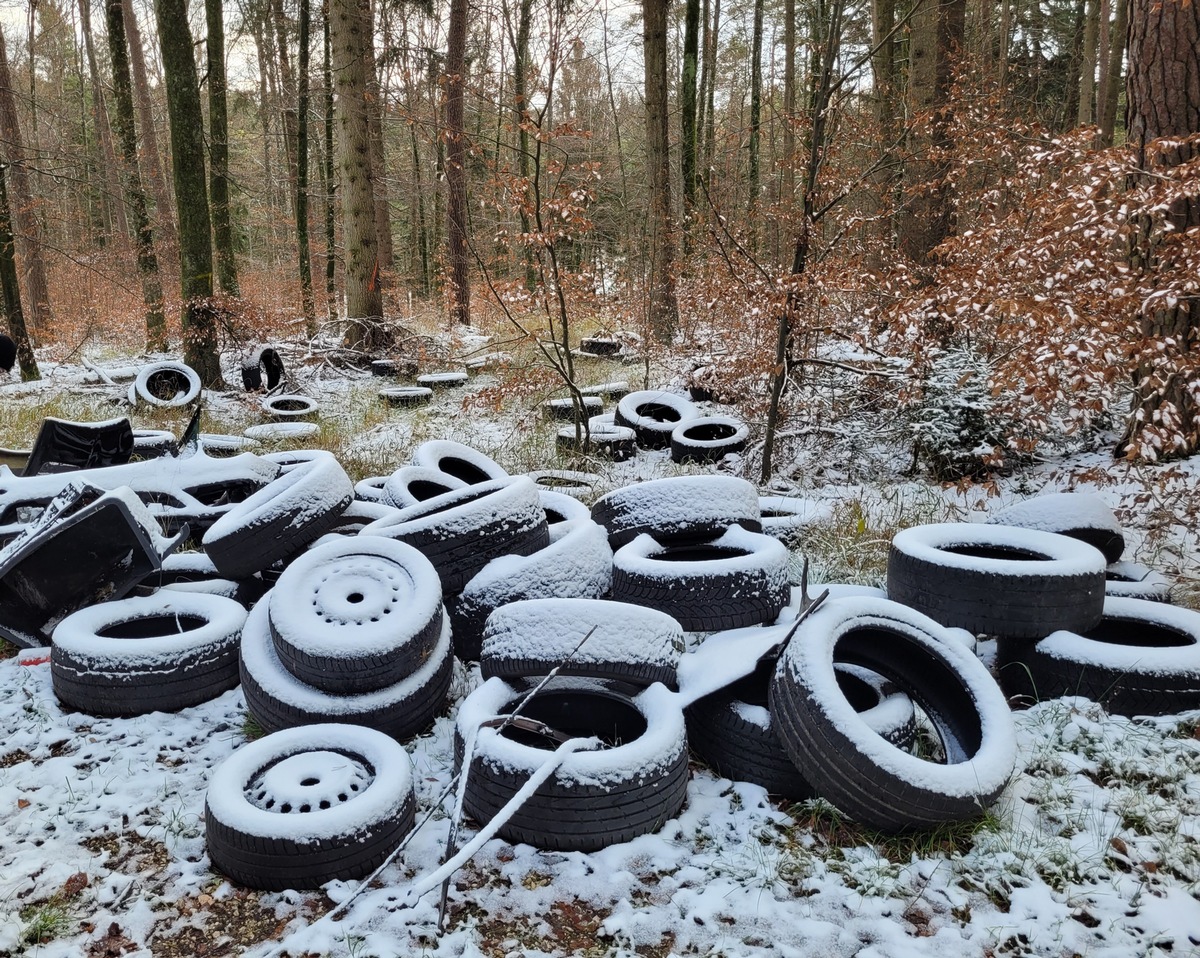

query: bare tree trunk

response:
[445,0,470,325]
[783,0,796,211]
[323,0,338,321]
[0,165,39,380]
[642,0,678,342]
[331,0,385,341]
[78,0,130,242]
[366,0,394,276]
[680,0,700,216]
[748,0,764,224]
[106,0,166,350]
[1097,0,1127,145]
[253,20,278,270]
[297,0,316,330]
[121,0,176,251]
[513,0,536,290]
[0,27,52,334]
[1078,0,1099,125]
[206,0,239,295]
[701,0,720,190]
[153,0,222,386]
[272,0,300,208]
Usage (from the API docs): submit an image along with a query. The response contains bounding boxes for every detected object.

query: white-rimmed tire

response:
[205,724,415,890]
[239,592,454,740]
[132,361,202,408]
[887,523,1107,638]
[383,466,468,509]
[51,593,247,716]
[526,469,604,499]
[456,678,688,852]
[543,396,603,421]
[268,537,444,693]
[1105,560,1174,603]
[379,386,433,408]
[360,476,548,595]
[986,492,1125,564]
[416,371,468,389]
[244,422,320,442]
[480,597,683,688]
[202,452,354,578]
[538,490,592,525]
[262,394,320,420]
[411,439,507,485]
[613,390,700,449]
[556,421,636,461]
[448,519,614,661]
[611,526,789,632]
[591,475,762,549]
[354,476,389,502]
[669,415,749,464]
[769,597,1018,831]
[996,596,1200,716]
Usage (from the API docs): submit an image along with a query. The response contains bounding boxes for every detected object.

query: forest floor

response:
[0,319,1198,958]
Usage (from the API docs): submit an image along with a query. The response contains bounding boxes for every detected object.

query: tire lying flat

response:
[887,522,1107,638]
[205,723,415,890]
[591,475,762,549]
[769,596,1017,832]
[986,491,1125,564]
[51,592,247,716]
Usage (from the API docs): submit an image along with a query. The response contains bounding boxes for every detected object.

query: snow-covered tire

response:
[687,659,916,798]
[239,593,453,740]
[543,396,603,421]
[480,597,683,688]
[416,371,468,389]
[555,422,635,461]
[578,337,620,356]
[447,519,613,661]
[887,523,1107,639]
[592,475,762,550]
[262,394,320,420]
[244,422,320,442]
[1105,561,1174,603]
[50,593,247,717]
[205,724,415,890]
[411,439,507,485]
[354,476,389,503]
[579,381,629,400]
[241,347,286,392]
[456,678,688,852]
[768,597,1017,831]
[137,551,267,608]
[379,386,433,408]
[986,492,1125,564]
[526,469,604,499]
[326,500,398,536]
[200,434,259,457]
[611,526,789,632]
[131,429,178,460]
[133,362,202,408]
[669,415,749,464]
[383,466,468,509]
[613,390,700,449]
[268,537,444,693]
[758,495,832,540]
[359,476,549,595]
[995,596,1200,716]
[539,490,592,525]
[202,452,354,579]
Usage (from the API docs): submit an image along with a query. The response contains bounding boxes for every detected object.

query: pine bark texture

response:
[153,0,223,387]
[206,0,240,296]
[330,0,385,339]
[445,0,470,326]
[642,0,678,342]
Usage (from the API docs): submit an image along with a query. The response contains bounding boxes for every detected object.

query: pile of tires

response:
[238,536,453,740]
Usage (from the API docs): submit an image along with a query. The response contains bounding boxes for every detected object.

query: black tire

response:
[325,499,398,536]
[611,527,789,632]
[416,371,469,389]
[383,466,468,509]
[768,596,1017,831]
[130,429,178,460]
[262,394,320,420]
[379,387,433,408]
[613,390,700,449]
[578,337,621,356]
[456,678,688,852]
[244,422,320,443]
[205,723,415,890]
[987,492,1125,564]
[758,495,832,541]
[591,475,763,549]
[411,439,508,485]
[480,596,683,687]
[686,659,916,798]
[354,476,390,503]
[538,489,592,525]
[449,519,614,661]
[669,415,749,464]
[268,537,444,694]
[555,423,636,461]
[133,362,202,408]
[526,469,605,499]
[241,347,286,392]
[887,522,1107,638]
[542,396,603,421]
[1105,560,1174,603]
[137,550,267,608]
[579,380,630,400]
[50,593,247,716]
[202,452,354,578]
[995,596,1200,716]
[359,476,549,595]
[239,592,454,741]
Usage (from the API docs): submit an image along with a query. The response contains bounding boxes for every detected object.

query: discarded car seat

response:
[21,417,134,477]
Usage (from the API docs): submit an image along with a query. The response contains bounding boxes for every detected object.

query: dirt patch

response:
[148,887,328,958]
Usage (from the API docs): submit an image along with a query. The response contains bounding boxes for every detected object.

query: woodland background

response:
[0,0,1197,482]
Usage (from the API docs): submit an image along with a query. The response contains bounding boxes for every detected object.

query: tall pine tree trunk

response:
[0,165,39,380]
[513,0,536,290]
[642,0,678,342]
[680,0,700,216]
[153,0,222,386]
[77,0,130,243]
[106,0,166,350]
[0,28,52,334]
[365,0,394,277]
[323,0,338,321]
[330,0,384,341]
[206,0,239,296]
[445,0,470,325]
[748,0,764,223]
[1097,0,1127,145]
[297,0,316,330]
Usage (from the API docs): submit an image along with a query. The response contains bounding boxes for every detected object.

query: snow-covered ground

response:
[1,347,1198,958]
